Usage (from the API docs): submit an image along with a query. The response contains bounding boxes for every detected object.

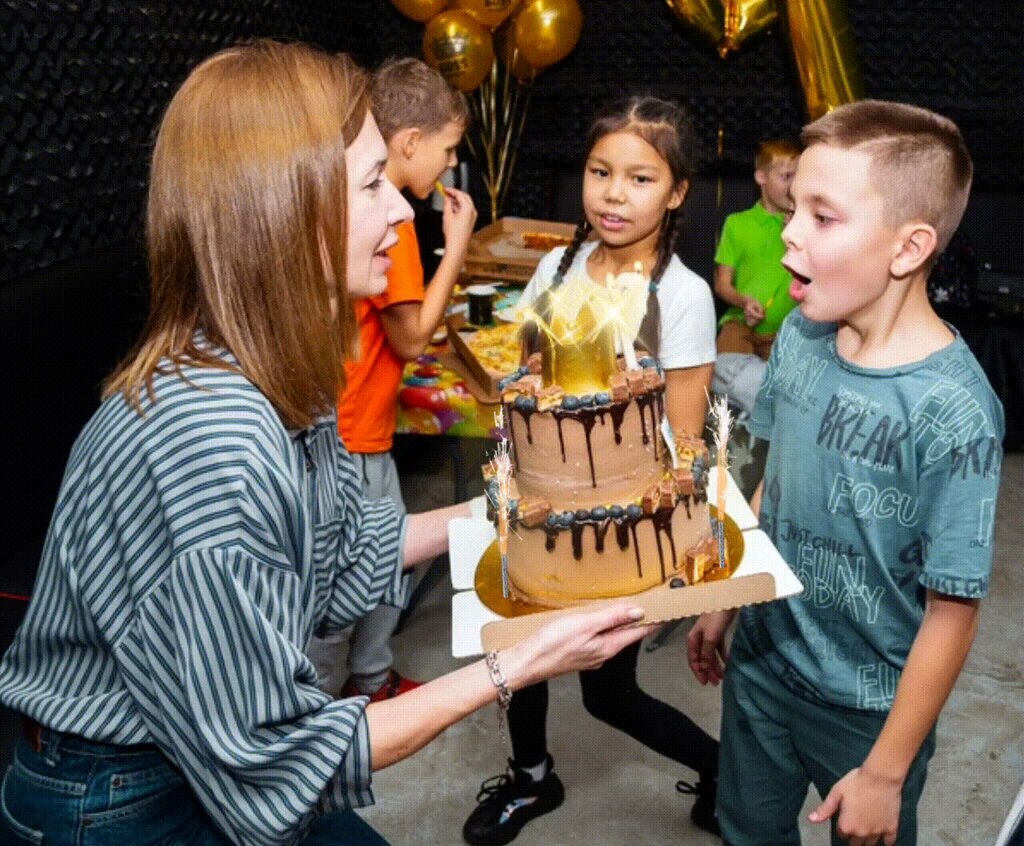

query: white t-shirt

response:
[519,241,717,371]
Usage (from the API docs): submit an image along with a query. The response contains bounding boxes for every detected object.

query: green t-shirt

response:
[714,201,795,335]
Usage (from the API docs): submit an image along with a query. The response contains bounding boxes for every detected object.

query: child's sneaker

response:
[339,670,421,703]
[463,756,564,846]
[677,776,720,837]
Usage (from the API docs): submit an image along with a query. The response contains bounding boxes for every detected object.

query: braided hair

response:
[551,96,696,362]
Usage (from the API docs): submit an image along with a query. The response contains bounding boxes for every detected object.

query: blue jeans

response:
[1,725,389,845]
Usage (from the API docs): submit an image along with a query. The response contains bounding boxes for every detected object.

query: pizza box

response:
[445,312,517,404]
[447,468,803,657]
[463,217,578,285]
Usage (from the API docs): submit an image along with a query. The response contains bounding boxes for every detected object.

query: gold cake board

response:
[478,508,776,652]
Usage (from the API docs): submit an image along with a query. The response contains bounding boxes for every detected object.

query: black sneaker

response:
[677,777,721,837]
[463,756,565,846]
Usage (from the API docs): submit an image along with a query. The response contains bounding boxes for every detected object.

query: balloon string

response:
[472,64,502,222]
[715,122,724,249]
[465,51,534,221]
[497,81,532,215]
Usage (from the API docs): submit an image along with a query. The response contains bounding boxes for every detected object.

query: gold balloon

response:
[785,0,864,118]
[665,0,776,57]
[721,0,777,56]
[508,0,584,70]
[450,0,521,30]
[423,10,496,92]
[664,0,724,45]
[389,0,448,23]
[495,19,542,81]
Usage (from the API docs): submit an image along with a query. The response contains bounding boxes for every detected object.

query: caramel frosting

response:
[506,389,665,511]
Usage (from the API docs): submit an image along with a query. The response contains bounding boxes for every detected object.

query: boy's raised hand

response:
[687,608,736,685]
[742,295,765,327]
[809,764,903,846]
[440,186,477,258]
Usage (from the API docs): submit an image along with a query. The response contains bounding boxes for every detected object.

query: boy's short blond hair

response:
[371,57,469,142]
[801,100,972,252]
[755,139,800,171]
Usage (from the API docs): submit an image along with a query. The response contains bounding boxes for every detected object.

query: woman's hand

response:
[502,605,653,690]
[366,605,650,770]
[687,608,736,685]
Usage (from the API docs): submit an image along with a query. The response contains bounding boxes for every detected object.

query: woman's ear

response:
[890,221,938,278]
[667,179,689,210]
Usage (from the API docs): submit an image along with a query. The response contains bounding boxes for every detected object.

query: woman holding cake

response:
[462,97,722,845]
[0,43,660,846]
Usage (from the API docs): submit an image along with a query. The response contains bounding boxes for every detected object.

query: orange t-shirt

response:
[337,221,425,453]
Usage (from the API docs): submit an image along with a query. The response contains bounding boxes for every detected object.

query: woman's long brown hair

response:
[105,40,368,430]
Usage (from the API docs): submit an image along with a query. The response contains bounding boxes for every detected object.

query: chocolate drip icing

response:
[545,405,619,489]
[629,521,642,577]
[651,508,677,582]
[614,520,630,551]
[509,388,665,491]
[633,392,662,462]
[544,525,558,552]
[534,505,679,578]
[609,402,628,445]
[581,416,596,488]
[567,517,618,560]
[570,522,584,559]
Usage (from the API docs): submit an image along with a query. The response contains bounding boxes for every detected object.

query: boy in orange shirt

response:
[308,58,477,701]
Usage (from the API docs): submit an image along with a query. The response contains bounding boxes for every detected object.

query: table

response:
[395,285,521,440]
[395,342,500,440]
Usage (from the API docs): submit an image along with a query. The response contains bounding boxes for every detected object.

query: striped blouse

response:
[0,346,409,846]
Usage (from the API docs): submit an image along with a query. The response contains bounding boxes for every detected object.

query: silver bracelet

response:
[484,650,513,752]
[484,650,513,709]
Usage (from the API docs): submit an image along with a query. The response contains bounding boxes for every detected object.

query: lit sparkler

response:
[708,393,733,570]
[489,408,515,597]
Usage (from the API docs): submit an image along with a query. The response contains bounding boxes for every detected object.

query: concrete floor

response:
[355,438,1023,846]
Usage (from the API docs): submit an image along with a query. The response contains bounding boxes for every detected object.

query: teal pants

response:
[718,634,935,846]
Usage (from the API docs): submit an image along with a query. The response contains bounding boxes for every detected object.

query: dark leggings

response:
[509,640,719,778]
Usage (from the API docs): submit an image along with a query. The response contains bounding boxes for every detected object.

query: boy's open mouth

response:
[789,270,811,302]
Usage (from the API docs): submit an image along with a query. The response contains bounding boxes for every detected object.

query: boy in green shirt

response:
[714,139,800,360]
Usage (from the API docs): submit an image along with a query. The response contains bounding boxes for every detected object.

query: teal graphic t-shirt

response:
[742,312,1004,711]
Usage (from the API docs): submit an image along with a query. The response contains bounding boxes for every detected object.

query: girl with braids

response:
[462,96,720,846]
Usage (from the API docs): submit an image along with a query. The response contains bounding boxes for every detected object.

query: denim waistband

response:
[21,714,162,759]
